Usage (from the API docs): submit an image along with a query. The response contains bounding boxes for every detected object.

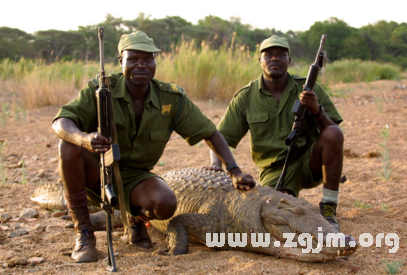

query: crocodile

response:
[30,168,357,262]
[30,180,123,230]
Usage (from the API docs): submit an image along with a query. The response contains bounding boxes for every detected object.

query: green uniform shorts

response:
[260,144,323,197]
[85,167,158,217]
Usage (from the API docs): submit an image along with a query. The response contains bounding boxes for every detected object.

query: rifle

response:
[96,26,120,272]
[275,34,327,192]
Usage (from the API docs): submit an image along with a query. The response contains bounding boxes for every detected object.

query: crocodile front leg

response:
[166,213,217,255]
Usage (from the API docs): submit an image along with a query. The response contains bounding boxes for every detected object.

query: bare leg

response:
[58,139,101,194]
[57,139,100,262]
[127,177,177,249]
[309,125,344,191]
[130,177,177,220]
[309,125,343,229]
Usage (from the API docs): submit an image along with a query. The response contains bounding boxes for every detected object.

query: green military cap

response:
[259,35,290,55]
[118,31,161,54]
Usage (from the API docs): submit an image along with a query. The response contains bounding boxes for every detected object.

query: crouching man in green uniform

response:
[52,31,255,263]
[207,35,344,229]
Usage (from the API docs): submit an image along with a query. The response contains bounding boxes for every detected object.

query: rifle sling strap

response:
[109,98,129,237]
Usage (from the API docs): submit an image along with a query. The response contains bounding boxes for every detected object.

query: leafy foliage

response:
[354,201,371,209]
[381,259,403,274]
[0,27,34,60]
[322,59,401,84]
[0,15,406,69]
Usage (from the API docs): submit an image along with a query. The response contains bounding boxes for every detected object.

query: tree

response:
[361,21,407,68]
[300,17,370,61]
[388,24,407,68]
[198,16,235,48]
[77,25,99,62]
[360,24,386,61]
[0,27,34,60]
[34,30,85,61]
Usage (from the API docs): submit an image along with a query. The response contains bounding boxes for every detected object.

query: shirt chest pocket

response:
[144,129,172,163]
[115,123,126,131]
[247,112,273,141]
[150,129,171,142]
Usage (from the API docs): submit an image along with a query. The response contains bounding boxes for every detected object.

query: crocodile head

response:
[260,192,358,262]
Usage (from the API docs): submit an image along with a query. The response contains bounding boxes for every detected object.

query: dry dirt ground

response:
[0,79,406,275]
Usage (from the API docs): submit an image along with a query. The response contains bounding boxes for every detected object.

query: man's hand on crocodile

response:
[228,167,256,191]
[201,165,224,172]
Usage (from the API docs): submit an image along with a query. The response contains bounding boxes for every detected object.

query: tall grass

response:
[155,41,260,100]
[0,59,117,109]
[156,41,312,100]
[0,44,403,109]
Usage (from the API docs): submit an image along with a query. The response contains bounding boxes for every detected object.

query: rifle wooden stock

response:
[104,144,120,167]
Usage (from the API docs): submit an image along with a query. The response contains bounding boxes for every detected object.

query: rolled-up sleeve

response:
[315,84,343,125]
[217,95,249,148]
[173,96,217,145]
[53,83,98,133]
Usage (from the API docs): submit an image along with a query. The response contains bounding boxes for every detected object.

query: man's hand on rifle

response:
[300,89,320,116]
[82,132,112,154]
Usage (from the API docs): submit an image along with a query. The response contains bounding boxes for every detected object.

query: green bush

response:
[322,59,401,84]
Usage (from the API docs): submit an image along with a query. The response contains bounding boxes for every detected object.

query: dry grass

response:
[0,59,117,110]
[0,44,404,110]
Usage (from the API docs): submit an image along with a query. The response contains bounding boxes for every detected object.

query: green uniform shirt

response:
[217,73,342,169]
[54,73,216,171]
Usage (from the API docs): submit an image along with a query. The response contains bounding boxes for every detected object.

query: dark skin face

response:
[259,46,291,81]
[119,50,156,93]
[257,46,291,102]
[119,50,157,129]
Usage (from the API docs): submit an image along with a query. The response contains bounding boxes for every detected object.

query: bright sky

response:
[2,0,406,34]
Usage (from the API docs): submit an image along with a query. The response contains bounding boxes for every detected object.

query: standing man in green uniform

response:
[207,35,344,229]
[52,31,255,263]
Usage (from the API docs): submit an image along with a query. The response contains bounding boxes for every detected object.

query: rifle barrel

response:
[314,34,327,64]
[98,27,106,88]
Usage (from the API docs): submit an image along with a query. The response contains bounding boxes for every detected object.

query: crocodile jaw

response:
[261,194,358,260]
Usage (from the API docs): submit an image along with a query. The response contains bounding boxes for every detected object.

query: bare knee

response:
[133,180,177,220]
[319,125,344,150]
[58,139,83,161]
[147,191,177,220]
